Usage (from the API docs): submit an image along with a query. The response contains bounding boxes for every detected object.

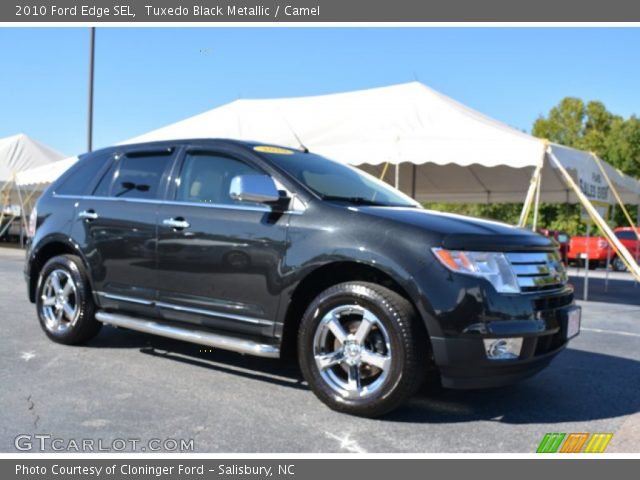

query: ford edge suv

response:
[25,139,580,417]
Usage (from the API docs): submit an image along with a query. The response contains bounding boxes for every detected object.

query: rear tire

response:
[297,282,428,417]
[36,254,101,345]
[612,256,628,272]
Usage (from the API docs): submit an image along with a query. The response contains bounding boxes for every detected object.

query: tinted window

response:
[259,149,418,207]
[93,160,118,197]
[55,152,113,195]
[176,152,262,205]
[93,151,173,199]
[616,230,639,240]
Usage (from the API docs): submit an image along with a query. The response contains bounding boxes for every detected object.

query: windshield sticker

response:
[254,146,294,155]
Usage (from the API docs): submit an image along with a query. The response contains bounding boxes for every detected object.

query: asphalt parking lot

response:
[1,246,638,453]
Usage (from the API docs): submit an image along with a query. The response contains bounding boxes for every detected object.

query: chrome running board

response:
[95,311,280,358]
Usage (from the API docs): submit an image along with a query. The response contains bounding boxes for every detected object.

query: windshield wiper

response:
[321,195,392,206]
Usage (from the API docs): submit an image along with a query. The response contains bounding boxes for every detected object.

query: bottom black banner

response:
[3,459,637,480]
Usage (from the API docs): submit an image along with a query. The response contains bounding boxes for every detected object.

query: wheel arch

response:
[28,236,92,303]
[279,260,430,359]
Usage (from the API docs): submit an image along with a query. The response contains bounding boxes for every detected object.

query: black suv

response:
[25,139,580,417]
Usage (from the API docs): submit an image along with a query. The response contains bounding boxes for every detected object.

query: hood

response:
[357,207,554,251]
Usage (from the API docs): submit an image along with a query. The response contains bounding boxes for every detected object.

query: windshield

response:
[257,148,419,208]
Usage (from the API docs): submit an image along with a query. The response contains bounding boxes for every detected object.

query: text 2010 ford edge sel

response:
[25,139,580,417]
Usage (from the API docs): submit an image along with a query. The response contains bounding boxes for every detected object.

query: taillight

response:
[27,207,37,238]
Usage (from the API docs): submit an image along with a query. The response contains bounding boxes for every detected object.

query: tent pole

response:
[0,174,15,228]
[591,151,640,285]
[604,203,615,292]
[15,185,37,245]
[591,152,639,243]
[379,162,390,181]
[0,178,10,199]
[411,164,417,199]
[0,213,17,238]
[532,168,542,231]
[547,147,640,282]
[16,181,27,248]
[394,163,400,190]
[22,189,37,210]
[583,223,590,301]
[518,165,541,228]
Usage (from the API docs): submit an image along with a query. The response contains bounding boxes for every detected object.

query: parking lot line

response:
[581,327,640,338]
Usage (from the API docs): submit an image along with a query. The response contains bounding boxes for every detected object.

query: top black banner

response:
[5,0,640,22]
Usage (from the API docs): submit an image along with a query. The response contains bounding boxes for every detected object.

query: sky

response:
[1,27,640,156]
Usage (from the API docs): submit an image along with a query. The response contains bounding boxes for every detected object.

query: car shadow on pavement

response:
[87,325,307,391]
[392,348,640,424]
[88,327,639,424]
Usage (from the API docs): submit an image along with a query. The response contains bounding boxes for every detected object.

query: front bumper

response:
[429,291,579,389]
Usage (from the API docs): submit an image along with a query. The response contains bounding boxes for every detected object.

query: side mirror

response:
[229,175,280,204]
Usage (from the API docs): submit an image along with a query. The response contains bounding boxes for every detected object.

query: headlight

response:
[27,206,37,238]
[431,248,520,293]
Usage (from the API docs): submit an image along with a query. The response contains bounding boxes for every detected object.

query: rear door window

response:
[93,150,174,199]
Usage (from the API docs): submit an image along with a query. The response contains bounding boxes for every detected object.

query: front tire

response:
[298,282,427,417]
[36,254,101,345]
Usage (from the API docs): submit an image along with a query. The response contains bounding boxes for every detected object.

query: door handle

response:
[78,210,98,221]
[162,217,190,230]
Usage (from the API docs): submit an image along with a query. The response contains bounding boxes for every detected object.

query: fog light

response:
[483,338,523,360]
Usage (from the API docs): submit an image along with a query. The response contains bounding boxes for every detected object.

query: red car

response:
[568,227,640,271]
[537,228,570,265]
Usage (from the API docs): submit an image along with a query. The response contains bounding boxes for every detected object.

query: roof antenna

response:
[283,117,309,153]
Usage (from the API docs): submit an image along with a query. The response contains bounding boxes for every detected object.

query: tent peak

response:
[1,133,65,185]
[0,133,28,144]
[233,81,427,104]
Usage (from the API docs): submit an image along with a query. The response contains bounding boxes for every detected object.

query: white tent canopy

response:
[0,134,64,187]
[122,82,640,205]
[361,142,640,204]
[1,134,65,215]
[16,156,79,189]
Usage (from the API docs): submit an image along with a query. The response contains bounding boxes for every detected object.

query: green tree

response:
[581,101,619,157]
[605,115,640,178]
[533,97,586,147]
[532,98,620,158]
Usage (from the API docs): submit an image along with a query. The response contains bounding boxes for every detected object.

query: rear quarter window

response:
[54,152,113,196]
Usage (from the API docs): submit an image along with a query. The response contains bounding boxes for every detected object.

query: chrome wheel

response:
[313,305,392,399]
[40,269,79,334]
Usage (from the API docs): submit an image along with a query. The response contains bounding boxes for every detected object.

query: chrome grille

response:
[506,251,567,292]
